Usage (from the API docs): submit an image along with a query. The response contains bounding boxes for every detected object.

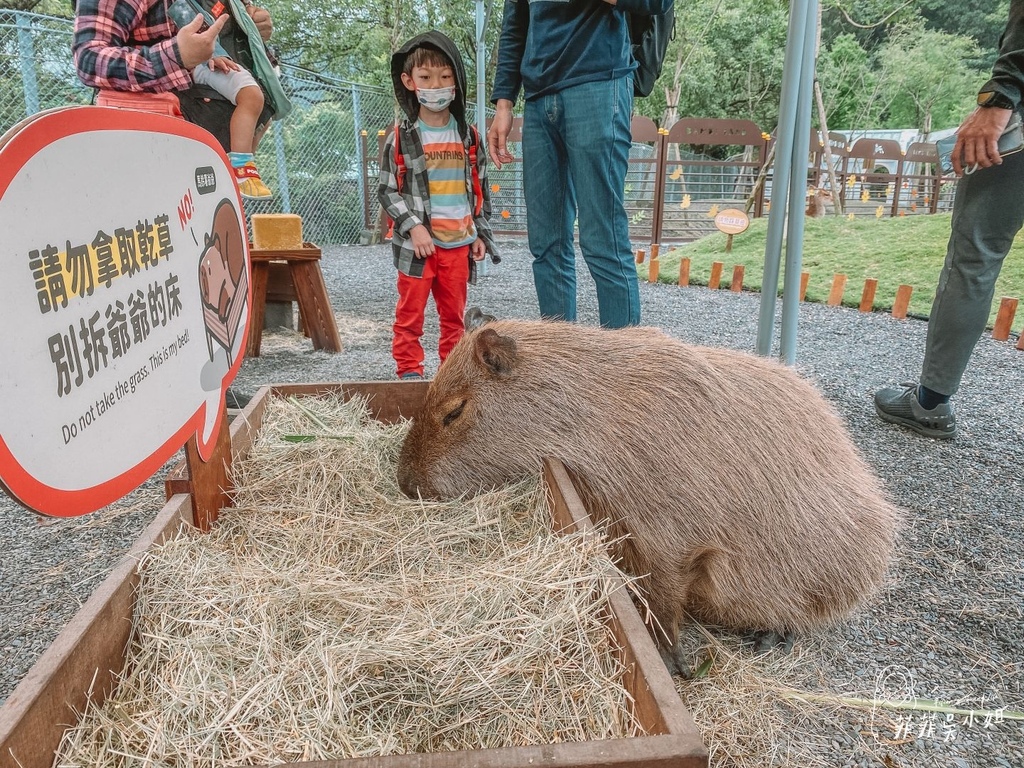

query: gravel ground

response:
[2,241,1022,767]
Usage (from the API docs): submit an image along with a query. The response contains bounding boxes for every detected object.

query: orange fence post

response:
[648,258,660,284]
[799,271,810,302]
[827,274,847,307]
[678,258,691,287]
[650,243,660,261]
[709,261,723,290]
[992,297,1018,341]
[859,278,878,312]
[892,284,913,319]
[635,249,646,265]
[731,265,744,292]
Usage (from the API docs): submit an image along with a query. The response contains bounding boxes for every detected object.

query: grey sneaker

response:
[874,383,956,439]
[399,372,423,380]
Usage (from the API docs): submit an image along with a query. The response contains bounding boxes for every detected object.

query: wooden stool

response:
[246,242,342,357]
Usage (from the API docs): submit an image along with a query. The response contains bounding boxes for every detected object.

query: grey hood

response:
[390,31,469,136]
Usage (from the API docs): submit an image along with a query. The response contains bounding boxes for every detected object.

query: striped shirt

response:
[73,0,193,93]
[419,117,476,248]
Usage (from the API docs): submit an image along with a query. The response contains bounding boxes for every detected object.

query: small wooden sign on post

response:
[0,106,248,527]
[713,208,750,253]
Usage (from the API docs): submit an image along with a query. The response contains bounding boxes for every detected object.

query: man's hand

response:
[471,237,486,262]
[952,106,1013,176]
[207,55,240,73]
[176,13,229,70]
[409,224,435,258]
[487,99,516,170]
[246,5,274,42]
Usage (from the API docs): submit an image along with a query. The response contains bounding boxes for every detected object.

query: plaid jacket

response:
[377,119,500,283]
[73,0,193,93]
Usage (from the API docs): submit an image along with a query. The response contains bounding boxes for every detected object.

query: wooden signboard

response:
[0,106,249,518]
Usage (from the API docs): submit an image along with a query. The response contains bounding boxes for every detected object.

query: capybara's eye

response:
[442,400,466,427]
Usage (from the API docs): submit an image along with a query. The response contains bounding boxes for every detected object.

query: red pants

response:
[393,244,470,377]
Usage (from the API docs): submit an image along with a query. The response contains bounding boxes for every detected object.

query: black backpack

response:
[629,2,676,98]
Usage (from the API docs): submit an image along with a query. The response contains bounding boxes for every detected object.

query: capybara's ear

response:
[473,328,518,377]
[464,306,497,332]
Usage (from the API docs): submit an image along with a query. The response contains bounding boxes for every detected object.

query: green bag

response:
[173,0,292,122]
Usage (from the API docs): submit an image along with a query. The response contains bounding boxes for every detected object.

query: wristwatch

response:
[977,90,1016,110]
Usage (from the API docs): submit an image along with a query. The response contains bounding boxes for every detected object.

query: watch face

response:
[978,91,1014,109]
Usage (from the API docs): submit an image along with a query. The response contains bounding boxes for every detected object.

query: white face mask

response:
[417,86,456,112]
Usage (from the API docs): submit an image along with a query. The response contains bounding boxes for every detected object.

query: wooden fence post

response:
[799,271,810,302]
[992,297,1018,341]
[891,284,913,319]
[648,258,660,284]
[635,249,646,265]
[709,261,723,290]
[678,258,691,287]
[731,265,744,292]
[826,274,847,307]
[859,278,878,312]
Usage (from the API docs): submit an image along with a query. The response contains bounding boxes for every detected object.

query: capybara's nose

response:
[397,463,433,499]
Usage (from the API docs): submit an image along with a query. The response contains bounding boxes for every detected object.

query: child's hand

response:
[470,238,486,261]
[208,55,241,72]
[409,224,435,258]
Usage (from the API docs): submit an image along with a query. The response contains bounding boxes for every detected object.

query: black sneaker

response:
[874,383,956,439]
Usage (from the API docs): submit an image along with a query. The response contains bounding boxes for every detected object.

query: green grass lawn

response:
[641,214,1024,333]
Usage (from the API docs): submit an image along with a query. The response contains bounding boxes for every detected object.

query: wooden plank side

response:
[268,382,430,425]
[251,735,702,768]
[542,459,705,760]
[0,494,194,768]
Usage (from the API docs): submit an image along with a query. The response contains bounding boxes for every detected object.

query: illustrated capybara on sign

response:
[198,198,246,324]
[397,319,901,661]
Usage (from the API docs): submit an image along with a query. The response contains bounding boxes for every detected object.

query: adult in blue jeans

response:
[487,0,671,329]
[875,0,1024,439]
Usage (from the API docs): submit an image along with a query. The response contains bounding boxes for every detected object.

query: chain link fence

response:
[1,10,418,245]
[3,10,958,247]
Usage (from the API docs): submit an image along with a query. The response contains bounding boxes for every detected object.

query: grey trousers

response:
[920,146,1024,396]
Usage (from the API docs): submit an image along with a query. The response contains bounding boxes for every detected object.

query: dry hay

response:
[55,393,641,766]
[672,625,923,768]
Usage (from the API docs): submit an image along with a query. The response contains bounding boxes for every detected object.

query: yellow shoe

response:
[234,162,272,199]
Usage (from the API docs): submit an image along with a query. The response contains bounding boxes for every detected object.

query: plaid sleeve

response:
[376,128,423,238]
[73,0,193,92]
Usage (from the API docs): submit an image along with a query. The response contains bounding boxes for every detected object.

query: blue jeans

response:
[921,145,1024,396]
[522,76,640,328]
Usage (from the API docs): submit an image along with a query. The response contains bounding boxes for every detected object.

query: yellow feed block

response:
[252,214,303,250]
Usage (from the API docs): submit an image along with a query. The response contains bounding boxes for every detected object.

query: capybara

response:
[805,186,833,218]
[397,319,900,659]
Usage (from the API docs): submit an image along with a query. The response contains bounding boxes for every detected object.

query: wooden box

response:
[0,382,708,768]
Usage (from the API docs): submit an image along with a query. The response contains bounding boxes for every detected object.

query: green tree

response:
[873,24,980,135]
[643,0,789,132]
[264,0,501,104]
[816,32,880,130]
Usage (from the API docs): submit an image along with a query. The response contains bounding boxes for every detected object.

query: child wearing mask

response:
[377,31,498,380]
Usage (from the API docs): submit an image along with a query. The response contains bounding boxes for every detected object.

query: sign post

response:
[713,208,750,253]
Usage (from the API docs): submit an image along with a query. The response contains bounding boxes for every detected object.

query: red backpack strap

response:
[469,125,483,218]
[385,123,405,241]
[393,122,406,193]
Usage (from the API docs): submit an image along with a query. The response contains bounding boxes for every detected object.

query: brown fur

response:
[397,320,900,648]
[806,186,833,218]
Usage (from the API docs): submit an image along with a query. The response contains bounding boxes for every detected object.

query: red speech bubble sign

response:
[0,106,250,517]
